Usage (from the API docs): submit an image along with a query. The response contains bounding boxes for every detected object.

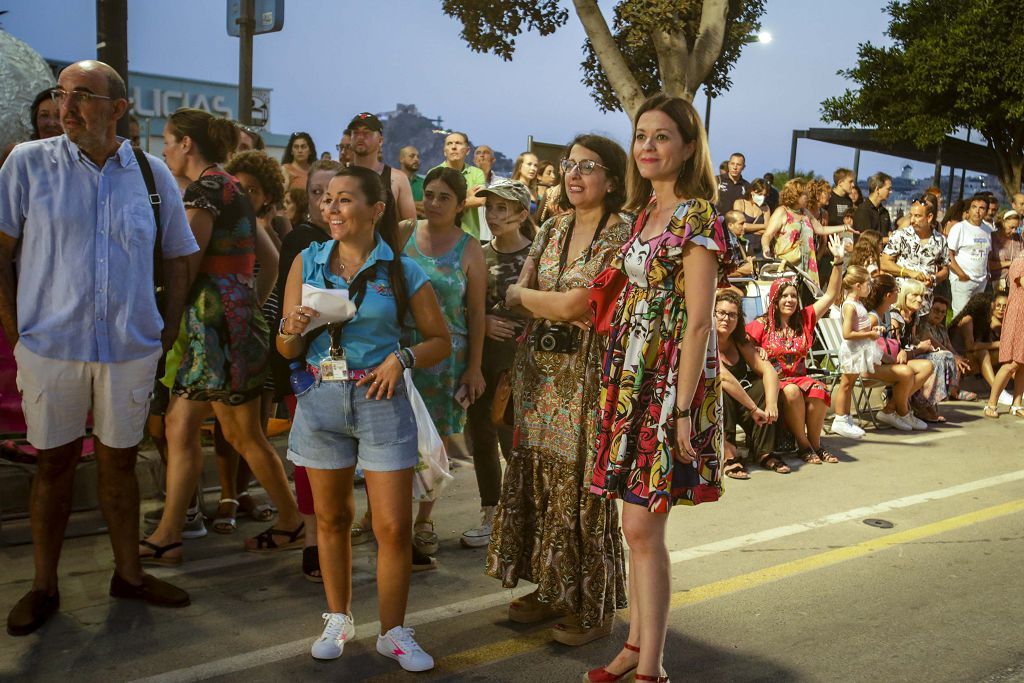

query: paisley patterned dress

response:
[486,212,629,629]
[405,224,471,436]
[591,197,738,513]
[175,171,269,404]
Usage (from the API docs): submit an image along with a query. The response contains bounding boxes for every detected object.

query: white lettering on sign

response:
[130,86,236,120]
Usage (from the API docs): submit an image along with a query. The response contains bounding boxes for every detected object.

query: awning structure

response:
[788,127,999,180]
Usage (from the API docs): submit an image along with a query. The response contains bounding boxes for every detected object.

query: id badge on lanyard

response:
[319,324,349,381]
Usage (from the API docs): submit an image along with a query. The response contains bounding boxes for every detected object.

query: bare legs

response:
[306,467,356,614]
[620,503,671,679]
[781,384,827,450]
[28,442,80,594]
[364,469,414,632]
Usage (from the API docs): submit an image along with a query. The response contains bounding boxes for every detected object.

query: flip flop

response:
[139,540,183,566]
[245,522,305,553]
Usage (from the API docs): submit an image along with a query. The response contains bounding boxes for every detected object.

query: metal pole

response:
[788,130,799,178]
[933,144,943,188]
[946,166,954,209]
[704,93,712,135]
[958,127,972,201]
[96,0,129,137]
[853,148,861,183]
[237,0,255,125]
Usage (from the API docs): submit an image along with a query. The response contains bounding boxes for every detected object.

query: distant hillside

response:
[380,103,514,175]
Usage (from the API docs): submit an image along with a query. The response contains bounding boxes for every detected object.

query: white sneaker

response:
[998,390,1014,405]
[377,625,435,672]
[877,410,913,431]
[311,612,355,660]
[460,506,496,548]
[904,413,928,430]
[830,415,865,439]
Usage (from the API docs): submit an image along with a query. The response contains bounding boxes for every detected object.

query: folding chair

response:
[813,313,889,428]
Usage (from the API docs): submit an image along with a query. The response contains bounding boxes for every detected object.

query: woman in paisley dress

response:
[587,95,738,683]
[400,167,487,557]
[486,134,630,648]
[761,178,847,288]
[141,108,302,564]
[745,237,845,467]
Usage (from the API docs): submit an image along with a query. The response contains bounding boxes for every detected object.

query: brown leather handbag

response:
[490,369,514,426]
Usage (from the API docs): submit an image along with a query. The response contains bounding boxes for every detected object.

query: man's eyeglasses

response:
[49,88,113,106]
[560,159,608,176]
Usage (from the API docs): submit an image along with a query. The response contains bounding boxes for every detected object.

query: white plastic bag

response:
[405,369,453,502]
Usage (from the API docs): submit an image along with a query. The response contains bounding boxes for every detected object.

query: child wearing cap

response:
[460,179,535,548]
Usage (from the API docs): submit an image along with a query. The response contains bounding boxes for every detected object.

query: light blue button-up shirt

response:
[0,135,198,363]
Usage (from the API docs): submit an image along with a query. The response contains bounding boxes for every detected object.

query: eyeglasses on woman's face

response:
[560,158,608,176]
[715,309,738,321]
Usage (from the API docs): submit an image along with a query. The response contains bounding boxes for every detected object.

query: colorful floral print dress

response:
[590,197,738,513]
[174,171,269,404]
[486,211,630,629]
[772,210,819,286]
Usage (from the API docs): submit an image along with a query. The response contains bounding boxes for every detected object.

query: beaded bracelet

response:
[403,346,417,369]
[392,350,409,370]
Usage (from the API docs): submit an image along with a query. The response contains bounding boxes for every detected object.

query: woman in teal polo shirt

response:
[277,166,450,672]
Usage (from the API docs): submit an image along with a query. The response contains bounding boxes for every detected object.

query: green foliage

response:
[581,0,765,112]
[821,0,1024,194]
[439,0,569,60]
[440,0,766,114]
[767,169,817,189]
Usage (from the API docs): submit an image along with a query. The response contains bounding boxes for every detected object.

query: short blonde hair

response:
[897,279,926,310]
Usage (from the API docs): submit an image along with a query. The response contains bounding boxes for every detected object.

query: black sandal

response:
[245,522,305,554]
[816,447,839,463]
[139,540,183,566]
[302,546,322,583]
[799,447,822,465]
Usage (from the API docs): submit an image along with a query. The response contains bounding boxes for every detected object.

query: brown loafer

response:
[7,589,60,636]
[109,572,190,608]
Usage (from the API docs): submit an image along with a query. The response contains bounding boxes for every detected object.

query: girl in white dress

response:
[830,265,883,438]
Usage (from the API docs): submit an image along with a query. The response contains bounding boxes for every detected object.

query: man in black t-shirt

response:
[854,171,893,236]
[716,152,749,214]
[826,167,855,226]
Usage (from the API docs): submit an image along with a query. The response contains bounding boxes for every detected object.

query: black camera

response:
[533,322,580,354]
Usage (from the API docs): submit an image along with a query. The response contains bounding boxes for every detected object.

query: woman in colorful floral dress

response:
[486,134,630,648]
[761,178,847,288]
[141,108,302,564]
[586,95,738,683]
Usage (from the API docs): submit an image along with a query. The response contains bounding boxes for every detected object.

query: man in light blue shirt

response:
[0,60,197,636]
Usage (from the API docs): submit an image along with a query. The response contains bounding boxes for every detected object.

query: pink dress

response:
[999,254,1024,364]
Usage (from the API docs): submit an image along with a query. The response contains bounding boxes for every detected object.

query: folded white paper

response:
[301,283,357,334]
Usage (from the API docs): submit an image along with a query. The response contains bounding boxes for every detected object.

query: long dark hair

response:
[950,292,993,344]
[332,166,408,324]
[282,132,317,165]
[863,272,898,312]
[167,108,239,163]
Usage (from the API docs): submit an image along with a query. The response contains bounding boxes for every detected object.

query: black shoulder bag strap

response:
[301,260,376,360]
[132,148,165,312]
[556,211,612,287]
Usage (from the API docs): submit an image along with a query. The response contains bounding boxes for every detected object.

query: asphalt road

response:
[2,400,1023,683]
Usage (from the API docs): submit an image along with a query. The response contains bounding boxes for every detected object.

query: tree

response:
[821,0,1024,198]
[440,0,765,118]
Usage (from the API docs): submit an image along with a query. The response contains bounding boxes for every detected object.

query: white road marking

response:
[130,468,1024,683]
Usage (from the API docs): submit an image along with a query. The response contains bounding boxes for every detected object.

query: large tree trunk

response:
[985,126,1024,199]
[572,0,646,117]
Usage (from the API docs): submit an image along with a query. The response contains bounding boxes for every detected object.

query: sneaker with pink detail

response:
[376,625,434,672]
[311,612,354,660]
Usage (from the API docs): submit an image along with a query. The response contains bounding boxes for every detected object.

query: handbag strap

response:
[132,148,164,310]
[556,211,611,286]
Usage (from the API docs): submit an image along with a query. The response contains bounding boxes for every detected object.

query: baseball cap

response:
[347,112,383,133]
[1002,209,1019,220]
[479,179,532,212]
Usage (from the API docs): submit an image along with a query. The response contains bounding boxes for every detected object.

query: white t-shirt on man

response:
[947,220,992,283]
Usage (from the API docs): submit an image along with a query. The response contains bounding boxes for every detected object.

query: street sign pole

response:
[237,0,254,125]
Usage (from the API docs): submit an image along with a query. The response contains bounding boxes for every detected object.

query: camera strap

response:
[303,246,374,359]
[556,211,611,286]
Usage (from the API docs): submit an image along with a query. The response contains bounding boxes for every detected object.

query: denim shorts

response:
[286,375,418,471]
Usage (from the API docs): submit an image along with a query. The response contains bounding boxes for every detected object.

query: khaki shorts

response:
[14,343,162,450]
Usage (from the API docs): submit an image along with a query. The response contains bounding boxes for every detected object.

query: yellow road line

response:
[408,498,1024,678]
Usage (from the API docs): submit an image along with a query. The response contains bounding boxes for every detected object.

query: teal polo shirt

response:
[433,161,486,239]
